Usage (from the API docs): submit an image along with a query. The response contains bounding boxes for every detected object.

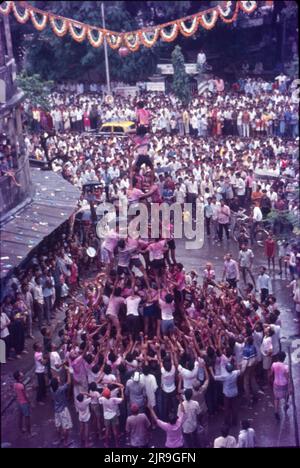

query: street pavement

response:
[1,235,299,448]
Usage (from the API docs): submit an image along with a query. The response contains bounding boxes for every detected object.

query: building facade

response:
[0,14,32,223]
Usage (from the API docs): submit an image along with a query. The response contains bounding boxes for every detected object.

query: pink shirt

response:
[156,413,184,448]
[217,205,231,224]
[14,382,28,404]
[102,231,119,252]
[271,362,289,386]
[148,240,166,260]
[136,108,150,126]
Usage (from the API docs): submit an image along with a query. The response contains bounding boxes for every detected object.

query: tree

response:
[171,45,190,104]
[16,72,54,111]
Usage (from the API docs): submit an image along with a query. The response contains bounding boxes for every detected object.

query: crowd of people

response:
[1,72,299,449]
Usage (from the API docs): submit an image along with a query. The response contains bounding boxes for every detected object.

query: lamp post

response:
[101,2,111,94]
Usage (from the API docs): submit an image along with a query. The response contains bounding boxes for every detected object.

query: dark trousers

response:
[183,430,198,448]
[35,302,44,328]
[126,315,140,342]
[218,223,229,241]
[161,389,178,421]
[238,195,245,208]
[205,217,211,236]
[224,395,238,426]
[36,373,46,402]
[44,296,52,324]
[226,278,237,289]
[260,288,269,303]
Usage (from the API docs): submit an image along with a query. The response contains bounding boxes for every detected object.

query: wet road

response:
[1,236,299,448]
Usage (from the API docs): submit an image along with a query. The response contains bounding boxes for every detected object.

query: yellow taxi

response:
[99,120,136,136]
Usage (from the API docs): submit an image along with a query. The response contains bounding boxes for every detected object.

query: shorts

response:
[262,355,272,370]
[167,239,176,250]
[101,247,113,264]
[117,265,130,275]
[91,404,101,418]
[135,154,153,169]
[104,415,118,428]
[55,407,73,430]
[18,403,30,417]
[273,384,288,400]
[161,319,175,335]
[151,259,165,270]
[143,304,156,318]
[130,257,143,269]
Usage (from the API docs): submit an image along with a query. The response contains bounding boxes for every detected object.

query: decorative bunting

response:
[240,1,258,14]
[124,33,140,52]
[0,1,13,15]
[87,28,104,48]
[69,21,87,43]
[160,23,179,42]
[1,1,261,53]
[199,10,219,30]
[105,32,123,50]
[30,10,48,31]
[178,16,199,37]
[218,1,240,24]
[12,2,30,24]
[49,16,69,37]
[139,28,160,48]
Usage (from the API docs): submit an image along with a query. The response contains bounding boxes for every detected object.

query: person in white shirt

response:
[99,385,124,448]
[238,420,256,448]
[214,425,237,448]
[1,311,11,361]
[125,293,141,342]
[251,202,263,244]
[236,173,246,207]
[238,244,255,287]
[257,266,272,303]
[140,365,158,409]
[178,388,200,448]
[76,393,92,448]
[178,359,199,391]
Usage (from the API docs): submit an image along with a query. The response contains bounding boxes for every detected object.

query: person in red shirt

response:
[264,234,276,273]
[13,370,31,436]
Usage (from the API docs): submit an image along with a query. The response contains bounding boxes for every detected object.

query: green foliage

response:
[11,1,170,83]
[171,45,190,104]
[16,72,54,111]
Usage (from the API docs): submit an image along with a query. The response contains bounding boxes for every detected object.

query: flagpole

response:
[101,2,111,94]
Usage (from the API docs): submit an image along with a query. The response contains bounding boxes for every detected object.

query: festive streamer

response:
[160,23,179,42]
[199,9,219,30]
[218,1,240,24]
[69,21,87,43]
[124,33,140,52]
[30,10,48,31]
[105,32,123,50]
[49,16,69,37]
[0,1,13,15]
[87,28,104,48]
[139,28,160,48]
[1,1,261,53]
[12,2,30,24]
[240,1,258,14]
[178,16,199,38]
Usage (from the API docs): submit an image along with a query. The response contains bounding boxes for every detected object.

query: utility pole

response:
[101,2,111,94]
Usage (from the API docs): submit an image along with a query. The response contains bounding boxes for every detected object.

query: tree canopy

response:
[171,45,190,104]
